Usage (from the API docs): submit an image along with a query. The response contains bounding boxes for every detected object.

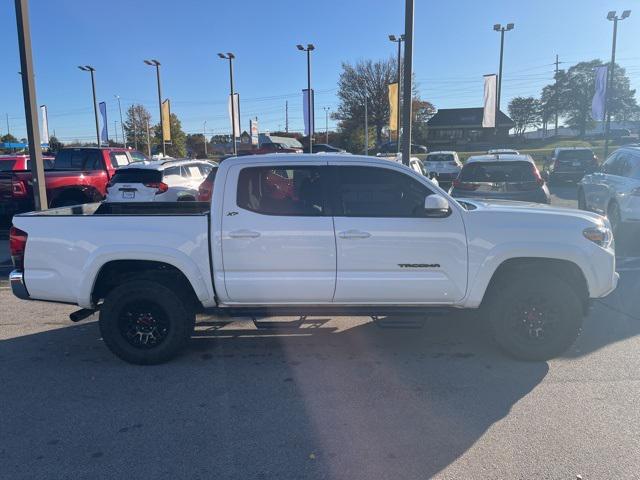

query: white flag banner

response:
[591,65,608,121]
[482,74,497,128]
[228,93,240,138]
[40,105,49,141]
[303,88,315,136]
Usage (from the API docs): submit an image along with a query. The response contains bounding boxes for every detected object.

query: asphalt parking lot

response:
[1,188,639,479]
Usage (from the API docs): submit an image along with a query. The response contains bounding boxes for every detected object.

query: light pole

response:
[143,59,165,156]
[78,65,100,146]
[323,106,330,144]
[115,95,126,147]
[604,10,631,159]
[218,53,237,156]
[492,23,514,137]
[296,44,315,153]
[389,34,404,152]
[203,120,208,158]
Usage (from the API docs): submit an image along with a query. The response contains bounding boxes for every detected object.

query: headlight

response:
[583,226,613,248]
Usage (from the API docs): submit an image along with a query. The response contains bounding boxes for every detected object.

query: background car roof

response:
[427,151,457,155]
[117,159,213,171]
[465,154,535,164]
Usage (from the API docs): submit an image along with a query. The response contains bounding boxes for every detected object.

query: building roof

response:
[427,108,514,128]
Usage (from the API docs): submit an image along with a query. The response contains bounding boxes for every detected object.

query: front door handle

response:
[229,229,261,239]
[338,229,371,239]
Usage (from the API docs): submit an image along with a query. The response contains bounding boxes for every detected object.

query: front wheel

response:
[99,280,195,364]
[486,274,583,361]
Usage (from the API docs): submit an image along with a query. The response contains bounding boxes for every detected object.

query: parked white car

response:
[423,151,462,184]
[578,145,640,232]
[105,159,216,202]
[10,154,617,364]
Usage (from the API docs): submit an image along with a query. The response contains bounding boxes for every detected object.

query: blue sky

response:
[1,0,639,142]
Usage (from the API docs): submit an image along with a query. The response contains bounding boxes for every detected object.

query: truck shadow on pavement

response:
[0,311,548,480]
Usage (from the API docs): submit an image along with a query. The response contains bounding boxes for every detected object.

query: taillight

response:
[452,179,479,191]
[9,226,28,270]
[11,179,28,198]
[143,182,169,194]
[197,179,214,202]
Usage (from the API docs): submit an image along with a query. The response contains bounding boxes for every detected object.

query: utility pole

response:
[604,10,631,160]
[5,113,9,135]
[554,54,561,137]
[400,0,414,166]
[14,0,47,209]
[143,59,165,156]
[323,106,330,143]
[389,34,405,152]
[297,44,315,153]
[203,120,208,158]
[364,98,368,156]
[78,65,100,146]
[493,23,514,137]
[285,101,289,133]
[115,95,126,147]
[217,53,237,156]
[145,118,151,157]
[114,120,118,145]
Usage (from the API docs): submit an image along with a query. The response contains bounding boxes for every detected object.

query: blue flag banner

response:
[99,101,109,144]
[591,66,608,121]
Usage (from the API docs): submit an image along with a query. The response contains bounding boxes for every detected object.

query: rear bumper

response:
[10,270,30,300]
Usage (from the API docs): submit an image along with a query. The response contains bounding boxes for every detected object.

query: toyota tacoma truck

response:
[9,154,618,364]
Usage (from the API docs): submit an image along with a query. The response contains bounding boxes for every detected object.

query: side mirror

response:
[424,194,450,217]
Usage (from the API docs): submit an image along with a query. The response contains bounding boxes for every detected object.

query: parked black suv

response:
[546,147,599,183]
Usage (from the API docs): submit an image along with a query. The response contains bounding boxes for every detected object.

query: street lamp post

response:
[604,10,631,159]
[492,23,514,136]
[78,65,100,146]
[389,34,404,152]
[143,59,165,156]
[115,95,126,148]
[218,53,237,156]
[203,120,208,158]
[323,106,330,144]
[297,44,315,153]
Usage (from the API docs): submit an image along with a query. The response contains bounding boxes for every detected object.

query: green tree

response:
[153,113,186,157]
[48,135,63,153]
[124,104,154,155]
[542,60,638,136]
[1,133,19,144]
[508,96,542,136]
[186,133,207,158]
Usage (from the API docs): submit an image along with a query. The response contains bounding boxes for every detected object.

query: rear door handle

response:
[338,229,371,239]
[229,229,261,239]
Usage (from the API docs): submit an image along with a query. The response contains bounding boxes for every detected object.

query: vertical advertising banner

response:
[161,99,171,143]
[482,74,497,128]
[592,65,608,121]
[40,105,49,142]
[303,89,315,136]
[388,82,398,134]
[228,93,241,138]
[99,101,108,144]
[250,118,259,145]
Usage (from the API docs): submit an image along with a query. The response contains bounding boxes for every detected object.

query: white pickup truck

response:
[9,154,618,364]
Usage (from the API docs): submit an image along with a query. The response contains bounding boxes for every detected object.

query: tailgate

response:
[0,172,18,201]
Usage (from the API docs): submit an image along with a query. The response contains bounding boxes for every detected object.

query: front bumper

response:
[10,270,30,300]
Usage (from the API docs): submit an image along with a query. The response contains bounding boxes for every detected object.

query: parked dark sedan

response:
[449,154,550,204]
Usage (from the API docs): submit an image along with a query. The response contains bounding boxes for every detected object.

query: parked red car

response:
[0,154,55,172]
[0,147,148,219]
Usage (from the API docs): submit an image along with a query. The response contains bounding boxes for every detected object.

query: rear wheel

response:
[99,280,195,364]
[486,273,583,361]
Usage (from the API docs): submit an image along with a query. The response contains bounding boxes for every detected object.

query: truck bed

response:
[13,201,215,308]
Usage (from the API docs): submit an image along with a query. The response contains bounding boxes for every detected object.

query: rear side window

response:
[54,149,103,170]
[130,152,148,163]
[333,166,432,217]
[460,162,536,182]
[237,166,325,216]
[110,152,130,168]
[109,169,162,184]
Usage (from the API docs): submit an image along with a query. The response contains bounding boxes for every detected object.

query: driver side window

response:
[602,152,621,175]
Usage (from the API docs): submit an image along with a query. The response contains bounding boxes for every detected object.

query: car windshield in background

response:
[109,169,162,184]
[460,161,536,183]
[427,154,454,162]
[557,150,594,161]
